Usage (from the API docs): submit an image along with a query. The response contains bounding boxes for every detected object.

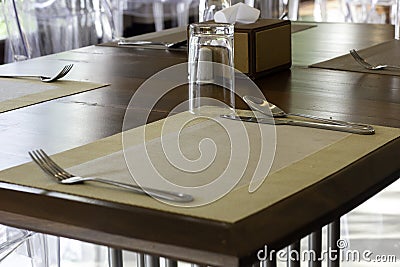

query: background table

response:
[0,22,399,266]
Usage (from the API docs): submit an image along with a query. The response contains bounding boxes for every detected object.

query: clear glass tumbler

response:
[188,23,235,116]
[199,0,231,22]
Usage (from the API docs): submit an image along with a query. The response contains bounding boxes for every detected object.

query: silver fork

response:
[0,64,73,82]
[349,49,400,70]
[29,149,193,203]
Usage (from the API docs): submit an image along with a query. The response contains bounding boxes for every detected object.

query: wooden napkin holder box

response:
[234,19,292,79]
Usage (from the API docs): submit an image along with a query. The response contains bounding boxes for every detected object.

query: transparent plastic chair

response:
[2,0,123,62]
[0,225,59,267]
[123,0,195,32]
[344,0,396,23]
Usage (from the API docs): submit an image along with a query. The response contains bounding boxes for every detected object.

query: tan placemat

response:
[310,40,400,76]
[1,111,399,223]
[0,78,108,113]
[99,27,187,50]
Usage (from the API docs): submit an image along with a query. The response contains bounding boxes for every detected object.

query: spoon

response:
[243,95,374,131]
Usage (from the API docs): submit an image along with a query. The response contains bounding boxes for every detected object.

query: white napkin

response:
[214,3,260,24]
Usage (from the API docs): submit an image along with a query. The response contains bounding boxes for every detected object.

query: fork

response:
[0,64,73,82]
[29,149,193,203]
[349,49,400,70]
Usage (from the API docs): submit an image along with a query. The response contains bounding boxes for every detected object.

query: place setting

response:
[310,39,400,76]
[100,2,317,54]
[99,28,188,51]
[310,14,400,76]
[0,63,109,114]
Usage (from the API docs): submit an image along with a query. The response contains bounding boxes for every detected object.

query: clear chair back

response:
[1,224,59,267]
[2,0,123,62]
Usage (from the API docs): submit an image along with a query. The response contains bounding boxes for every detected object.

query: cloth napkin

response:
[214,2,260,24]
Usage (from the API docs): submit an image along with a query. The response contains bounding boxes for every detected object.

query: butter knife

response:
[220,115,375,135]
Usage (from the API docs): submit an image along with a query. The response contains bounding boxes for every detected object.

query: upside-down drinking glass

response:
[188,23,235,116]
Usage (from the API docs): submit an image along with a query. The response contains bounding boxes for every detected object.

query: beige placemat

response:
[98,27,187,50]
[1,111,399,223]
[310,40,400,76]
[0,78,108,113]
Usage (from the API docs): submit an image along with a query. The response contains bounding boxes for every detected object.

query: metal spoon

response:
[242,95,374,131]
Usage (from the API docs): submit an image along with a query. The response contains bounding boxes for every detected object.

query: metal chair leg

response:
[288,241,301,267]
[165,258,178,267]
[308,230,322,267]
[145,254,160,267]
[108,248,123,267]
[137,253,145,267]
[309,230,322,267]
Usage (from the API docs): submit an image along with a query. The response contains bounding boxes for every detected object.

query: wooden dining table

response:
[0,22,399,267]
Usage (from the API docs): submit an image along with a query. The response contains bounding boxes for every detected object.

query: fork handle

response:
[77,177,193,203]
[384,65,400,70]
[0,74,46,79]
[118,40,167,46]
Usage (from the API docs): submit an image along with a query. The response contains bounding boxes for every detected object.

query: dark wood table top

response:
[0,22,399,266]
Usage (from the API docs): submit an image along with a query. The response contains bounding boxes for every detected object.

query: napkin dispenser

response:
[234,19,292,79]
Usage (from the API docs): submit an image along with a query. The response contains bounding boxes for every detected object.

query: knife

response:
[117,39,187,49]
[220,115,375,135]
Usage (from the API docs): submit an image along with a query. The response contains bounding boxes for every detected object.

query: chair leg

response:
[309,230,322,267]
[153,2,165,32]
[287,241,301,267]
[176,1,191,27]
[165,258,178,267]
[108,247,123,267]
[328,219,341,267]
[288,0,300,20]
[314,0,328,21]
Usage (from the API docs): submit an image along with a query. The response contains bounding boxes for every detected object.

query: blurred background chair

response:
[2,0,123,63]
[343,0,395,23]
[123,0,196,33]
[255,0,327,21]
[0,224,59,267]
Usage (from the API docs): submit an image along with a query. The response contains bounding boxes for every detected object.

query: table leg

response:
[263,255,276,267]
[108,248,123,267]
[288,241,301,267]
[328,219,341,267]
[309,230,322,267]
[145,254,160,267]
[137,253,145,267]
[165,258,178,267]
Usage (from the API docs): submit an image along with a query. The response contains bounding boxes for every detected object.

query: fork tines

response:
[56,64,73,79]
[349,49,373,69]
[29,149,71,180]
